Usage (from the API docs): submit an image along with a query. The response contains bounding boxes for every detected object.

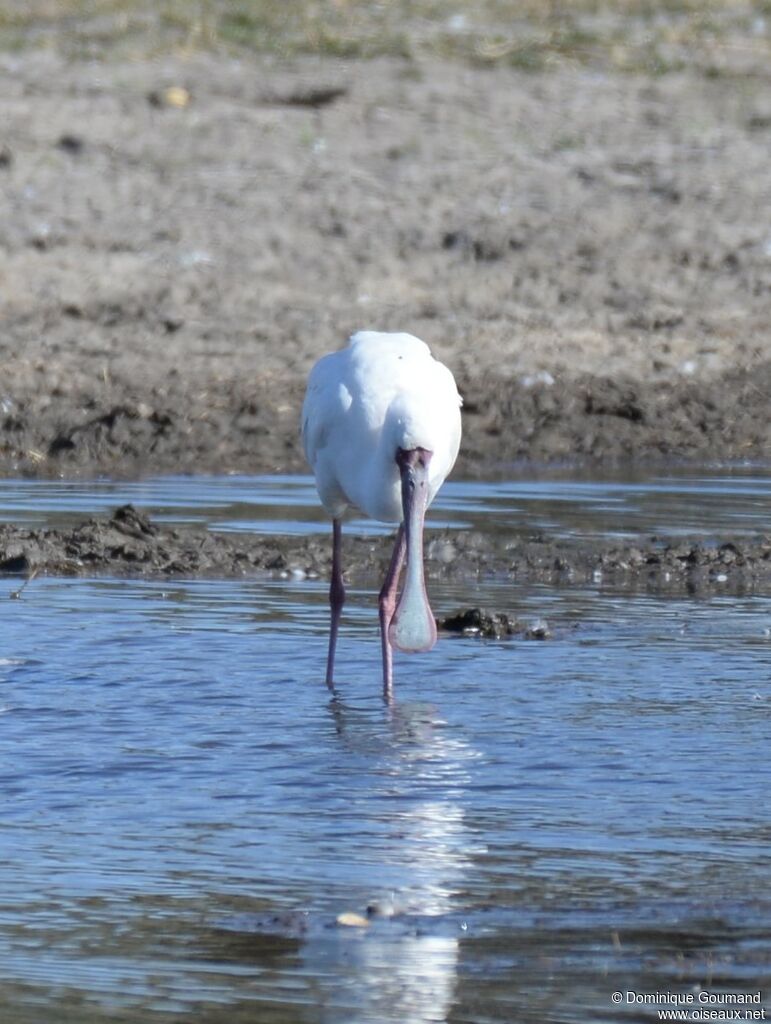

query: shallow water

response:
[1,463,770,539]
[1,472,770,1022]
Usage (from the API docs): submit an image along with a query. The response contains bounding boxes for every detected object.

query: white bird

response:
[302,331,462,698]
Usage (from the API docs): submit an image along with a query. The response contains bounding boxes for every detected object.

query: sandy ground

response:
[0,47,769,482]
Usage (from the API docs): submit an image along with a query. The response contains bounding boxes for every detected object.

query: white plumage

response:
[303,331,461,521]
[302,331,462,697]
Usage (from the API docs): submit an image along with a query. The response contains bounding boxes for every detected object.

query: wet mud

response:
[2,506,769,597]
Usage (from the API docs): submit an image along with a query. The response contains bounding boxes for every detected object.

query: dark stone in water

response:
[441,609,553,640]
[0,552,29,574]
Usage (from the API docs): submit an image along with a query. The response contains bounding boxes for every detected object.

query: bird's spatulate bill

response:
[389,449,437,654]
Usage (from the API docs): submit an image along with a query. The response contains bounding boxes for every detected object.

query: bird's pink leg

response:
[325,517,345,690]
[378,524,406,701]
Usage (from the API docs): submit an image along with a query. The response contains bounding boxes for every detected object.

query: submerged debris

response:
[440,608,552,640]
[441,608,519,638]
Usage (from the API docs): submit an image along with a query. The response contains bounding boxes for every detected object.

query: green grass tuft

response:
[0,0,768,76]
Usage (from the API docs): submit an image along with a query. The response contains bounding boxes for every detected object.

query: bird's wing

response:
[301,354,352,467]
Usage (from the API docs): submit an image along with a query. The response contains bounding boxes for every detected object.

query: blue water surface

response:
[0,472,770,1022]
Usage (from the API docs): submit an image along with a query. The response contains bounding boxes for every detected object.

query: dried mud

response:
[0,50,769,481]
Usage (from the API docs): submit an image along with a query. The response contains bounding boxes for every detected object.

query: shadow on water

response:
[0,473,770,1021]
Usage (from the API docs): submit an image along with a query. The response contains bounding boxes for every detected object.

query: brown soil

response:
[1,50,769,480]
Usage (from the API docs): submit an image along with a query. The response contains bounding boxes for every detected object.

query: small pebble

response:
[56,134,84,155]
[521,370,555,388]
[149,85,191,109]
[336,912,370,928]
[526,618,551,640]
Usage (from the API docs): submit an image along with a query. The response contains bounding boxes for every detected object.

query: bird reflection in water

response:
[305,697,482,1024]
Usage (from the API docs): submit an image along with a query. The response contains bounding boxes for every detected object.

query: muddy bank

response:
[2,363,770,480]
[1,506,769,596]
[1,51,770,479]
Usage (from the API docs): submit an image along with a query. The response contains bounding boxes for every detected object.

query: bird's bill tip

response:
[389,609,437,653]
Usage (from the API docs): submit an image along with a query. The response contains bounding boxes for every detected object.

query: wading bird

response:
[302,331,462,699]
